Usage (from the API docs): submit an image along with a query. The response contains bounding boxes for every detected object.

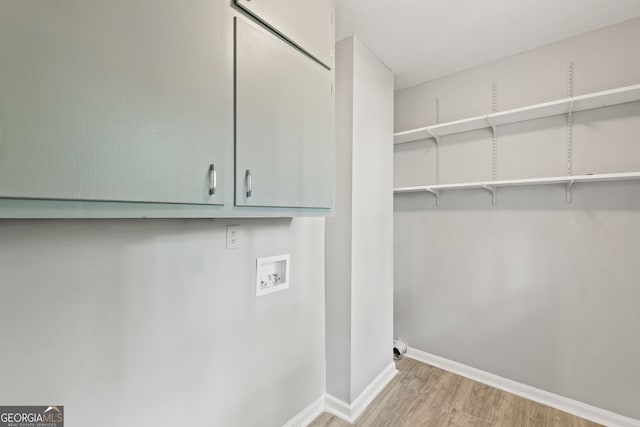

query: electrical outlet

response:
[226,225,240,249]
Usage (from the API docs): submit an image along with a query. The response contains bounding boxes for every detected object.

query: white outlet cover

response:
[256,254,290,296]
[226,225,240,249]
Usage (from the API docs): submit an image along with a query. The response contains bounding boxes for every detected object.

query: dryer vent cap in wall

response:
[256,254,290,296]
[394,338,408,359]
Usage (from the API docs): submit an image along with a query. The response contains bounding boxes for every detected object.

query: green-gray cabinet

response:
[234,0,335,68]
[0,1,334,218]
[0,0,230,206]
[234,18,334,209]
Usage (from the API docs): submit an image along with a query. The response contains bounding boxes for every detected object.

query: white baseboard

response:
[282,395,326,427]
[324,362,398,424]
[407,347,640,427]
[281,362,398,427]
[324,394,353,423]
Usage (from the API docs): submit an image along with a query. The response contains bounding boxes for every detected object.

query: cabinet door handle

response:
[209,163,217,196]
[245,169,252,198]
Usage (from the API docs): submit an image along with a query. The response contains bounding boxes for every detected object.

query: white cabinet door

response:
[235,0,334,68]
[235,18,334,209]
[0,0,230,205]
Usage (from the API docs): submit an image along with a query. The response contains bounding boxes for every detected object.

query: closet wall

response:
[394,17,640,419]
[326,36,394,403]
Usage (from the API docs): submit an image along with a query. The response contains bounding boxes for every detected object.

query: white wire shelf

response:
[393,83,640,145]
[393,172,640,204]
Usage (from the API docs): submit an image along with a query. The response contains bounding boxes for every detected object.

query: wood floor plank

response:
[445,408,492,427]
[528,401,552,427]
[548,406,603,427]
[352,371,407,424]
[489,391,529,426]
[401,405,491,427]
[309,413,350,427]
[452,379,500,421]
[395,358,438,396]
[354,377,424,426]
[308,358,603,427]
[400,403,452,427]
[421,367,464,413]
[354,357,439,426]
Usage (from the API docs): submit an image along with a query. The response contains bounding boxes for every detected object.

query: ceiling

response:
[336,0,640,90]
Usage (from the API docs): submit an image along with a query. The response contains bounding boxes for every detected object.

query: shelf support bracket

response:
[486,115,497,134]
[566,179,574,204]
[426,188,441,206]
[481,184,497,205]
[426,128,441,145]
[427,126,441,185]
[568,97,575,115]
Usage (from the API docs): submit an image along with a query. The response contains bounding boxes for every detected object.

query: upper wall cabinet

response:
[0,2,335,218]
[235,0,334,68]
[0,1,230,205]
[234,18,334,209]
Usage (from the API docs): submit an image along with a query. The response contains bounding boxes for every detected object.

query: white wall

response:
[326,36,394,403]
[350,37,394,401]
[325,36,354,402]
[394,17,640,420]
[0,218,325,427]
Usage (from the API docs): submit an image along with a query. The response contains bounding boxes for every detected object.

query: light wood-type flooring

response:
[309,357,601,427]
